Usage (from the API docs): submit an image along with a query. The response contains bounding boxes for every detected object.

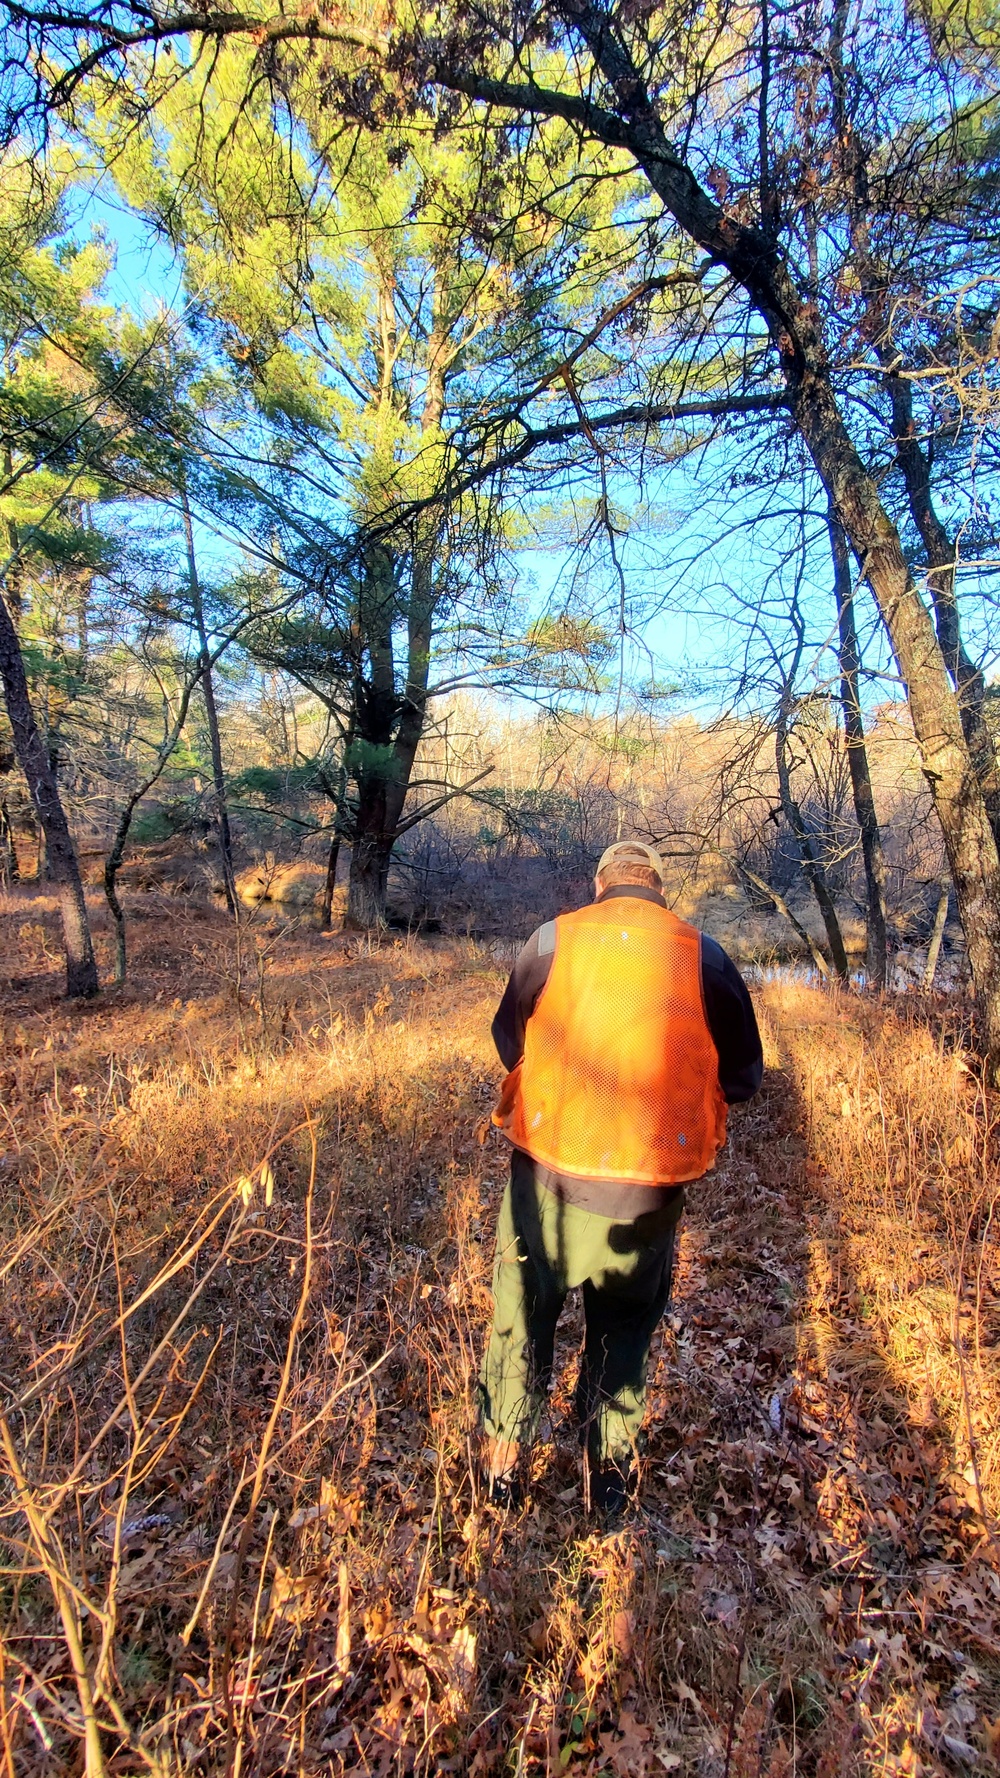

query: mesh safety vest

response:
[492,898,726,1184]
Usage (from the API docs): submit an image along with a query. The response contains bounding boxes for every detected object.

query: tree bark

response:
[345,536,398,930]
[321,833,341,930]
[880,360,1000,845]
[344,614,432,928]
[182,489,236,912]
[345,579,434,929]
[317,748,350,930]
[346,813,393,929]
[829,510,889,988]
[774,706,850,980]
[924,883,950,991]
[345,298,444,929]
[786,377,1000,1064]
[508,4,1000,1074]
[2,445,23,621]
[0,795,19,886]
[773,594,850,980]
[0,587,98,995]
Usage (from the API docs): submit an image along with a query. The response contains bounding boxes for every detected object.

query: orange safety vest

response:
[492,898,726,1185]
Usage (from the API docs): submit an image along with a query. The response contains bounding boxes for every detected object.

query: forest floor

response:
[1,886,999,1778]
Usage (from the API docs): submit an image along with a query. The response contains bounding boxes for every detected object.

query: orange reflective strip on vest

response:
[492,899,726,1184]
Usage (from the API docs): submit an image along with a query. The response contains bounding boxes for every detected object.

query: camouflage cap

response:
[595,840,665,883]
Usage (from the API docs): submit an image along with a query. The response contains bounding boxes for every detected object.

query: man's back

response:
[478,841,763,1520]
[494,895,726,1185]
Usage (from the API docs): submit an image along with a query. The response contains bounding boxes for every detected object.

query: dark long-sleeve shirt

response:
[491,885,763,1214]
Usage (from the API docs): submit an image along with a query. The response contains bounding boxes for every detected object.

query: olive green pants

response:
[479,1154,684,1466]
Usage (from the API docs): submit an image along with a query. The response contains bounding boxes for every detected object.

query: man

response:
[479,840,763,1520]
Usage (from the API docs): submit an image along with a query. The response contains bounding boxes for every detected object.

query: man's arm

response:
[700,936,764,1102]
[491,922,556,1070]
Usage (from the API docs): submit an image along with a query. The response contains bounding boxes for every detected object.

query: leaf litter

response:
[0,907,997,1774]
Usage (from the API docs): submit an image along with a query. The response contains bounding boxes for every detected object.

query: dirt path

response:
[331,979,1000,1776]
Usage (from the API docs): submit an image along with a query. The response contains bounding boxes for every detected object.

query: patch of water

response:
[744,955,966,994]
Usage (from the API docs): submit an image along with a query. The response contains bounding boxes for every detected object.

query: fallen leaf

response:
[612,1609,635,1659]
[599,1710,653,1773]
[334,1559,350,1679]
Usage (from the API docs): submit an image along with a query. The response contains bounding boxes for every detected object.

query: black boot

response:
[588,1457,636,1526]
[481,1437,526,1510]
[486,1469,524,1510]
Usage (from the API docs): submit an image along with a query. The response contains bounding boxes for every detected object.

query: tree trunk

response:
[547,5,1000,1074]
[182,491,236,912]
[772,600,850,981]
[344,305,443,931]
[316,746,351,930]
[739,863,830,978]
[0,796,18,886]
[2,445,24,621]
[0,587,98,995]
[830,510,889,988]
[789,372,1000,1061]
[104,815,131,986]
[773,717,850,980]
[104,669,203,983]
[346,815,392,930]
[881,360,1000,846]
[923,883,950,992]
[321,834,341,930]
[346,537,397,930]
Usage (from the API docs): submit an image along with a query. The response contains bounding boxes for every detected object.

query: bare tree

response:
[181,485,236,912]
[830,510,889,987]
[0,584,98,994]
[772,591,850,980]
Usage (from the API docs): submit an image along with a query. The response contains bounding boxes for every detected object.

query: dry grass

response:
[763,983,1000,1518]
[0,889,998,1777]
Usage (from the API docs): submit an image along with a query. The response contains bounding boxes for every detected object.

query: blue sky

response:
[64,177,960,728]
[69,181,182,315]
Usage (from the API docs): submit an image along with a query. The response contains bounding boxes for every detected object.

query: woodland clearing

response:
[3,6,1000,1769]
[1,886,999,1777]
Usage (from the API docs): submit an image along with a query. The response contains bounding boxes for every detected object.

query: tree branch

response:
[392,765,494,837]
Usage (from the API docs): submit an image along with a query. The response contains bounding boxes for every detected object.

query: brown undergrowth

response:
[0,890,998,1777]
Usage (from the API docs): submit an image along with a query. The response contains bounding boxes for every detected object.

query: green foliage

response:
[527,613,613,662]
[639,679,682,707]
[917,0,1000,54]
[231,762,329,803]
[129,799,202,844]
[344,737,399,784]
[0,159,126,542]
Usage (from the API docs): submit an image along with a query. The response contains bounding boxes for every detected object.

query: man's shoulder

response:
[699,931,727,972]
[535,919,558,957]
[698,931,753,995]
[535,903,590,940]
[514,917,561,967]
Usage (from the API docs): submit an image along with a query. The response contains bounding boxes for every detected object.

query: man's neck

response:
[595,884,666,909]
